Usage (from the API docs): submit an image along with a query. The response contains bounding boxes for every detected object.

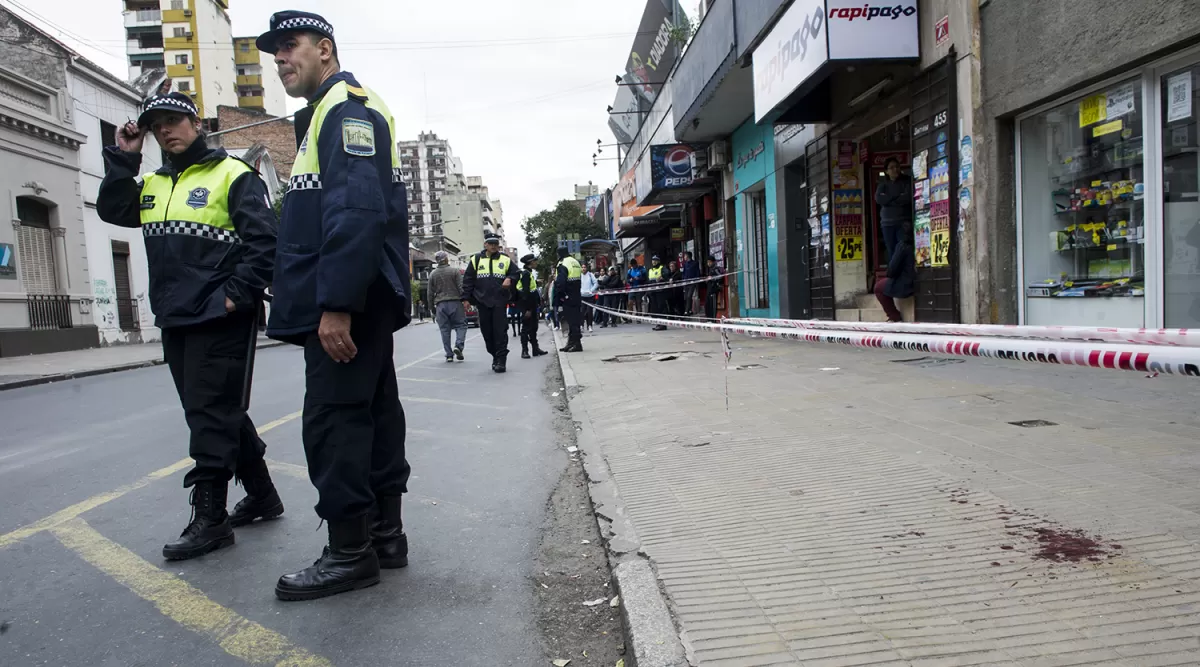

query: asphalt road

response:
[0,323,597,666]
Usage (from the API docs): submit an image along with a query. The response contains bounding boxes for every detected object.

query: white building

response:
[71,58,165,345]
[398,132,467,257]
[233,37,287,117]
[123,0,237,119]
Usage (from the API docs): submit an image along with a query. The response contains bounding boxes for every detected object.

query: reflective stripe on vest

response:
[139,158,250,244]
[648,266,663,281]
[471,253,511,278]
[559,256,582,281]
[288,80,401,192]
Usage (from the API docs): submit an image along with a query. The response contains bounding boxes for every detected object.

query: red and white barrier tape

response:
[592,270,740,296]
[586,304,1200,378]
[726,316,1200,348]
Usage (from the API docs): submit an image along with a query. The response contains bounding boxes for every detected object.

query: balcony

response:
[234,47,259,66]
[164,35,195,49]
[166,63,196,78]
[162,8,192,23]
[123,9,161,28]
[238,96,264,109]
[237,74,262,87]
[126,39,164,55]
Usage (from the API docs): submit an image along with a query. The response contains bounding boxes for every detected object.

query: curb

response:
[554,329,690,667]
[0,339,288,392]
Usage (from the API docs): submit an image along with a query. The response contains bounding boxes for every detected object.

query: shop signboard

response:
[607,0,686,142]
[732,120,775,194]
[636,142,712,205]
[753,0,920,122]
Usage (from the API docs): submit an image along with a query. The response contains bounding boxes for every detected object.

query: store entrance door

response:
[864,119,911,290]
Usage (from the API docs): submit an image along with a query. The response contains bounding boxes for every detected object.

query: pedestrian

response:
[704,256,723,320]
[603,266,624,327]
[667,260,684,316]
[580,263,598,333]
[462,234,520,373]
[516,254,549,359]
[626,259,646,314]
[96,92,283,561]
[874,220,915,322]
[647,255,668,331]
[258,11,411,601]
[681,251,701,315]
[875,157,912,261]
[428,250,466,362]
[555,247,584,352]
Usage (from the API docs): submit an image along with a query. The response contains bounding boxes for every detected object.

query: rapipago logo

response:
[828,3,917,21]
[663,146,694,186]
[756,3,824,97]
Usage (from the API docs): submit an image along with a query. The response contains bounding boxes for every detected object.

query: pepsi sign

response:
[650,143,704,190]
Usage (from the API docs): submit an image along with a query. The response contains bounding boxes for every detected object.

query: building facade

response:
[214,104,296,179]
[398,132,466,257]
[232,36,287,117]
[122,0,238,119]
[0,8,94,355]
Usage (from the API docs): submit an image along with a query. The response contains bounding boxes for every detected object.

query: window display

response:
[1020,78,1145,327]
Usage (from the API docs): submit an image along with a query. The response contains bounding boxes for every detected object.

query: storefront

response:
[635,142,718,274]
[1016,49,1200,329]
[731,119,779,318]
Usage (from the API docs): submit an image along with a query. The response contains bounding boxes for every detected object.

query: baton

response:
[241,296,263,411]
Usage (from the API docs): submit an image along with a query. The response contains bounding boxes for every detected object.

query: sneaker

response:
[454,347,464,360]
[446,355,454,362]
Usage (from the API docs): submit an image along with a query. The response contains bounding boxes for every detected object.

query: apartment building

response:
[122,0,237,119]
[398,132,466,256]
[232,36,286,117]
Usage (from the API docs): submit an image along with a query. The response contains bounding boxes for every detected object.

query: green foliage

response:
[667,18,697,47]
[522,199,608,281]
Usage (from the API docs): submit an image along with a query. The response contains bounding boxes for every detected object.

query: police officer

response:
[96,92,282,561]
[462,234,520,373]
[258,11,411,601]
[555,247,584,352]
[648,255,669,331]
[516,254,548,359]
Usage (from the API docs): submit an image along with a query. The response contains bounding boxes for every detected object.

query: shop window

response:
[743,190,769,309]
[1019,77,1145,327]
[1162,63,1200,328]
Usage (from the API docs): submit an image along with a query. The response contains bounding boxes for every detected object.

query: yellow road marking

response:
[51,518,332,667]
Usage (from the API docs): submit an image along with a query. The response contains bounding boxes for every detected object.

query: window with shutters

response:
[111,241,138,331]
[15,197,57,295]
[100,121,117,173]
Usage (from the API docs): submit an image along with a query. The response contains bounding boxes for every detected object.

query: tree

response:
[523,199,608,280]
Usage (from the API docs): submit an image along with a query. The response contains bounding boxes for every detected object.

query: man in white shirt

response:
[580,263,599,333]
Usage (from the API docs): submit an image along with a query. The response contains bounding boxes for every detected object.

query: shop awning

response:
[616,205,677,238]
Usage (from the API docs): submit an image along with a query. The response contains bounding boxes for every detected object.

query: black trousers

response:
[563,298,582,346]
[478,304,509,360]
[302,283,409,521]
[163,311,266,488]
[520,307,541,351]
[705,291,719,320]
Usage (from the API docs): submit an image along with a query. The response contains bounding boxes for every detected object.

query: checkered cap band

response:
[143,220,240,245]
[274,16,333,36]
[143,96,198,117]
[289,173,322,191]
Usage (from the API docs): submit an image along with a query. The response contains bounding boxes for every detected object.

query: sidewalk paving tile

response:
[561,325,1200,666]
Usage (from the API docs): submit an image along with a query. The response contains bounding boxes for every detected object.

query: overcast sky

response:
[3,0,672,256]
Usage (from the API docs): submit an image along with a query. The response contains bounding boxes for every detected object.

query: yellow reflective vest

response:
[649,265,664,281]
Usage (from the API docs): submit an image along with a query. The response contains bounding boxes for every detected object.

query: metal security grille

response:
[112,241,139,331]
[806,136,834,319]
[742,191,770,309]
[909,53,960,323]
[15,198,57,295]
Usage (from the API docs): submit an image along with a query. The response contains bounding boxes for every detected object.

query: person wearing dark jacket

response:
[462,234,520,372]
[875,157,912,262]
[874,220,916,322]
[600,266,623,327]
[704,256,723,320]
[96,92,282,562]
[516,254,548,359]
[555,247,584,352]
[258,11,412,601]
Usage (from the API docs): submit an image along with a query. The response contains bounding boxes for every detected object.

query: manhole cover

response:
[1009,419,1058,428]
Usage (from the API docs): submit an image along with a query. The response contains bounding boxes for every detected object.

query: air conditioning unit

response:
[707,140,729,170]
[183,9,192,16]
[186,64,194,70]
[184,31,193,38]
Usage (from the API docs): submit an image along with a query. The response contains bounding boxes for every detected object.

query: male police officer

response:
[96,93,281,560]
[258,11,411,601]
[516,254,548,359]
[555,247,584,352]
[462,234,520,373]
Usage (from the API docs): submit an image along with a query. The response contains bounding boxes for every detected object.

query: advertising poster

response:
[914,210,932,267]
[832,189,864,262]
[931,214,951,267]
[838,140,856,169]
[912,150,928,180]
[1168,72,1193,123]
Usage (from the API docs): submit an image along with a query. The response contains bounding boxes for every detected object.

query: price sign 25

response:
[837,236,863,260]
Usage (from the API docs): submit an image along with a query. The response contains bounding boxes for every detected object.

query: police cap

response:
[137,92,199,129]
[257,10,335,54]
[520,253,536,265]
[484,234,501,245]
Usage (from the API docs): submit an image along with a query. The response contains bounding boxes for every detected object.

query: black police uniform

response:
[555,250,584,351]
[462,243,520,372]
[258,11,411,601]
[516,254,547,358]
[96,93,282,561]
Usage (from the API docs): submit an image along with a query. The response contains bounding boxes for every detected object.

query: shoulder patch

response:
[342,118,376,157]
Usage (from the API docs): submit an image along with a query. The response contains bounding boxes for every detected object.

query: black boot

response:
[163,481,235,560]
[275,516,381,601]
[371,496,409,569]
[521,345,531,359]
[229,459,285,527]
[532,345,548,357]
[494,355,507,373]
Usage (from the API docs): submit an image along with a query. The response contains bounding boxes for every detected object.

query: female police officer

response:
[97,92,282,561]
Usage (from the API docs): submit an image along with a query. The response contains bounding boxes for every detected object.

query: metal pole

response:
[208,113,296,139]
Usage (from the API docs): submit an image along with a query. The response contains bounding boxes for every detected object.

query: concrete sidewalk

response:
[559,324,1200,666]
[0,334,285,390]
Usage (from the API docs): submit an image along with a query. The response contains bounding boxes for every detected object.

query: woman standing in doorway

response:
[875,157,911,262]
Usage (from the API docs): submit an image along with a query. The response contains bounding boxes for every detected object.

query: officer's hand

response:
[502,278,513,288]
[117,121,144,153]
[461,300,470,310]
[225,297,235,313]
[318,312,357,363]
